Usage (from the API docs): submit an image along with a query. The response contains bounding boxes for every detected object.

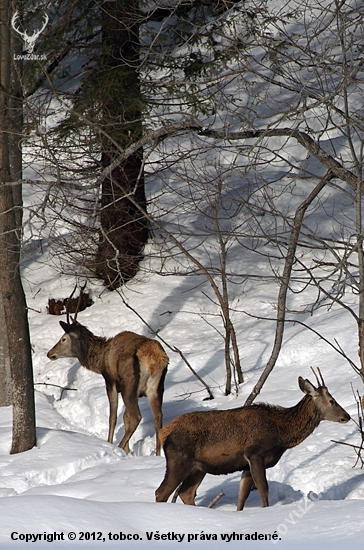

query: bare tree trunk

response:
[245,171,334,405]
[334,0,364,385]
[355,175,364,384]
[0,0,36,452]
[0,0,13,407]
[223,322,232,395]
[95,0,148,289]
[9,1,23,231]
[213,177,243,394]
[0,0,23,409]
[335,3,364,384]
[0,292,11,406]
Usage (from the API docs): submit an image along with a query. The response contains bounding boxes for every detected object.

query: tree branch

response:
[199,128,359,189]
[244,171,335,405]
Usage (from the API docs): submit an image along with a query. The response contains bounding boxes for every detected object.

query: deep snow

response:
[2,0,364,546]
[0,225,363,548]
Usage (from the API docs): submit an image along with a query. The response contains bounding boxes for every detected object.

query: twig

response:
[34,382,77,400]
[239,309,360,376]
[115,289,214,400]
[171,483,182,503]
[171,346,214,401]
[331,439,362,450]
[207,490,225,508]
[332,386,364,468]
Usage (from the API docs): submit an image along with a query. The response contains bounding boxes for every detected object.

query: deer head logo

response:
[11,11,49,54]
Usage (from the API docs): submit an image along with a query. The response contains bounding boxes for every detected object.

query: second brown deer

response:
[47,319,169,455]
[155,368,350,509]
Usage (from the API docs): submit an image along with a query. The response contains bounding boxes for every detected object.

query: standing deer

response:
[47,318,168,455]
[155,368,350,510]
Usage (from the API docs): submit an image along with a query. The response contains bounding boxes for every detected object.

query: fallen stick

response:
[207,490,225,508]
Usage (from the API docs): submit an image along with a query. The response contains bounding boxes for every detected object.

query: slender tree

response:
[0,0,36,452]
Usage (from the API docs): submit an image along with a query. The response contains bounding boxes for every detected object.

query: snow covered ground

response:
[0,218,363,549]
[1,1,364,545]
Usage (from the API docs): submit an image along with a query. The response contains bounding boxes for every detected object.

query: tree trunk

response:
[95,0,148,290]
[0,0,36,452]
[0,292,11,406]
[0,0,13,407]
[9,1,23,232]
[356,174,364,384]
[244,172,333,405]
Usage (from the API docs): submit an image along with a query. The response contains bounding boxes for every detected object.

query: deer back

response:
[160,369,350,459]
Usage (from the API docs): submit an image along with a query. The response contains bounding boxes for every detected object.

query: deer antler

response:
[317,366,326,387]
[65,282,87,324]
[310,366,326,388]
[66,285,77,325]
[73,282,87,323]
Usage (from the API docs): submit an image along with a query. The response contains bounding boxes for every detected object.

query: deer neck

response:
[277,396,322,449]
[77,335,108,375]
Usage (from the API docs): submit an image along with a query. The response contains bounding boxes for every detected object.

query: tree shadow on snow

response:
[318,472,364,501]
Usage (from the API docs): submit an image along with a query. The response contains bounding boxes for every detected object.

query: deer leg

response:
[247,455,269,508]
[237,470,254,511]
[148,396,163,456]
[118,395,142,453]
[146,371,166,456]
[155,455,193,503]
[105,382,118,444]
[178,469,206,505]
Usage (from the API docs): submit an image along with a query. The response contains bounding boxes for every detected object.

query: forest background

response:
[0,0,363,546]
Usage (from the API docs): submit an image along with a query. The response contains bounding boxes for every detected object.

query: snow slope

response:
[2,0,364,546]
[0,229,362,549]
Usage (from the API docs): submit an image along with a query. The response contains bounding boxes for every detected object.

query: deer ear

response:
[299,376,318,396]
[60,321,72,333]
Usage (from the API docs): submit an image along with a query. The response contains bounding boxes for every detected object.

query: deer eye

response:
[329,399,335,405]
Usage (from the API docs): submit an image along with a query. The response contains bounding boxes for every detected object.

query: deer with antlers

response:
[47,295,169,455]
[155,368,350,509]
